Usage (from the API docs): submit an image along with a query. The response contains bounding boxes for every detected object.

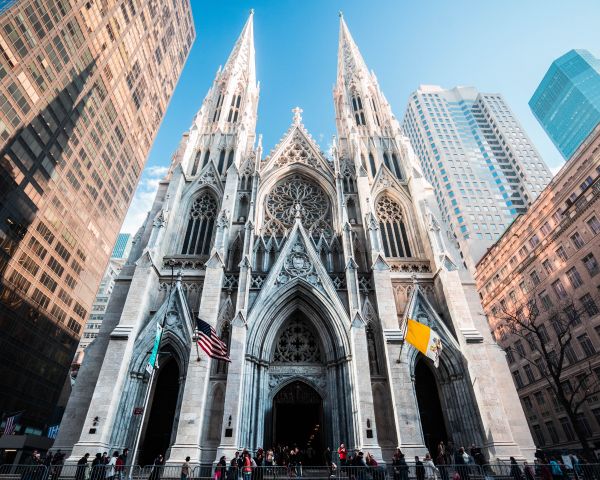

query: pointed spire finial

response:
[338,10,343,18]
[250,8,254,15]
[292,106,303,125]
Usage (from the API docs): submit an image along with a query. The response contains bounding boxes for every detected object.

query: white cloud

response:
[120,165,169,234]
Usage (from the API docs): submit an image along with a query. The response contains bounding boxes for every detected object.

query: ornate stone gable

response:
[402,285,460,350]
[248,220,349,321]
[262,111,333,176]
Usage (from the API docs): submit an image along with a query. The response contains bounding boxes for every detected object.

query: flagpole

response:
[129,261,177,476]
[396,316,409,364]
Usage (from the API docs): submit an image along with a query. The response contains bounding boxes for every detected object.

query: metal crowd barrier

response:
[2,464,600,480]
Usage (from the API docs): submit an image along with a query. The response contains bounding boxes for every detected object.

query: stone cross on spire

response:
[292,106,303,125]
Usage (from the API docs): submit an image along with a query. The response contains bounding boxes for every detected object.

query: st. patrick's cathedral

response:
[56,12,535,466]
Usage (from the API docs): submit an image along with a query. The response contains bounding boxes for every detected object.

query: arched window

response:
[347,197,358,224]
[371,97,381,127]
[383,152,392,171]
[375,195,412,258]
[366,325,381,375]
[191,150,202,176]
[352,93,366,126]
[212,92,224,122]
[202,149,211,168]
[391,153,402,180]
[236,193,249,222]
[227,93,242,123]
[226,150,235,171]
[217,149,226,174]
[181,192,218,255]
[368,153,376,177]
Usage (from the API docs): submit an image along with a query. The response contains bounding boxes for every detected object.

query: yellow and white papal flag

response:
[405,319,443,368]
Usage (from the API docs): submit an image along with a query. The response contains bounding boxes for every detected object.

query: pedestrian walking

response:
[91,454,104,480]
[415,457,425,480]
[76,454,90,480]
[181,456,191,480]
[423,454,439,480]
[392,450,408,480]
[523,462,535,480]
[215,456,227,480]
[149,454,164,480]
[105,452,119,480]
[338,443,347,472]
[510,457,523,480]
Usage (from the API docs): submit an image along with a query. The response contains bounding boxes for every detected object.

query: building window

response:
[565,344,578,364]
[522,396,533,409]
[587,216,600,235]
[577,333,595,356]
[505,348,515,363]
[532,424,545,446]
[560,417,575,441]
[582,253,599,277]
[213,91,224,122]
[514,340,525,357]
[576,413,593,437]
[375,195,412,258]
[534,391,546,406]
[524,364,535,383]
[542,259,554,274]
[564,304,581,326]
[181,192,218,256]
[539,291,554,311]
[513,370,524,388]
[570,231,585,250]
[556,246,568,262]
[368,153,376,177]
[551,279,567,299]
[530,270,541,286]
[227,93,242,123]
[581,293,599,317]
[545,421,560,444]
[352,93,366,126]
[566,267,583,289]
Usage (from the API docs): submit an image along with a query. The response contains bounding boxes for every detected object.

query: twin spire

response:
[218,9,371,100]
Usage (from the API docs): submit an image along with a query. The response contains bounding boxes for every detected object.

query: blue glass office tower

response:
[530,49,600,159]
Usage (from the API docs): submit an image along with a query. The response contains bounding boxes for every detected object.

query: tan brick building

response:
[0,0,194,433]
[476,125,600,454]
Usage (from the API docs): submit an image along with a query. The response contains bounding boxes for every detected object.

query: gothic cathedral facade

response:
[56,13,535,465]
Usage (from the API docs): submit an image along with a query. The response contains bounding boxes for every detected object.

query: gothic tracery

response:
[273,317,323,363]
[263,175,332,237]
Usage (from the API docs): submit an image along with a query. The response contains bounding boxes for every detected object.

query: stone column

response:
[349,317,383,460]
[169,253,224,463]
[69,253,159,459]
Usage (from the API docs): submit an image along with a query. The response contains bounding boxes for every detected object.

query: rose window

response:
[264,175,331,236]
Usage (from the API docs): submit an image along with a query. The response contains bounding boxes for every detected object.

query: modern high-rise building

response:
[112,233,132,259]
[530,49,600,160]
[0,0,194,433]
[403,85,553,271]
[56,12,535,465]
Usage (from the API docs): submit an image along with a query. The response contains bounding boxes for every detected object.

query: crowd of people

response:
[14,442,599,480]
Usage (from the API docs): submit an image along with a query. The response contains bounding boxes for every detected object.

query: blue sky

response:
[121,0,600,233]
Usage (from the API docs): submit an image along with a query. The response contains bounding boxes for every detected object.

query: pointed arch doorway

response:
[273,381,324,459]
[139,355,181,465]
[415,359,448,456]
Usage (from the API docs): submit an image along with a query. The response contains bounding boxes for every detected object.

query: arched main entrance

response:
[140,357,181,465]
[415,359,448,455]
[273,381,324,459]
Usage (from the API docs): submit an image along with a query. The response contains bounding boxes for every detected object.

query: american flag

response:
[3,412,21,435]
[196,318,230,362]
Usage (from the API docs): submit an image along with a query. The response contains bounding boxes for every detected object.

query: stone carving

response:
[276,240,320,287]
[273,317,322,363]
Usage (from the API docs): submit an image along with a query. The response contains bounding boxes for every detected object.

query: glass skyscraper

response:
[403,85,552,271]
[0,0,194,433]
[530,49,600,159]
[111,232,132,259]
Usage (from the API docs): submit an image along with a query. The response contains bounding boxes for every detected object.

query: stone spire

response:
[186,10,259,177]
[337,14,370,88]
[221,9,256,86]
